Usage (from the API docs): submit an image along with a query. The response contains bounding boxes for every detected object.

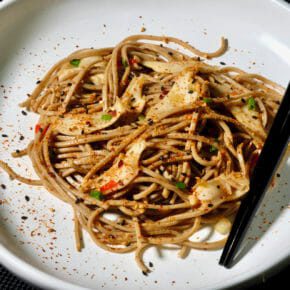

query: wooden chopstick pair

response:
[219,82,290,268]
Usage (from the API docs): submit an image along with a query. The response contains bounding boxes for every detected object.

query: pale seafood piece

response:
[141,60,217,74]
[122,75,146,113]
[146,71,201,121]
[52,98,126,135]
[215,217,232,235]
[78,56,104,68]
[90,73,104,86]
[142,60,197,73]
[85,139,147,194]
[229,104,267,141]
[57,67,81,82]
[189,172,249,211]
[57,56,103,82]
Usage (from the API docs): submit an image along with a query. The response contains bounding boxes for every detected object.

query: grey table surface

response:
[1,262,290,290]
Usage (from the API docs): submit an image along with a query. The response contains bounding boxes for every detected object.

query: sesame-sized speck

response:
[1,134,8,138]
[220,61,226,65]
[25,195,30,202]
[75,198,84,204]
[1,184,6,189]
[147,119,153,125]
[276,173,281,178]
[149,262,154,267]
[21,110,28,116]
[21,216,28,220]
[19,135,25,141]
[36,80,41,84]
[142,271,148,276]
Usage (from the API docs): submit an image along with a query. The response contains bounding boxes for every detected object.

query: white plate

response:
[0,0,290,289]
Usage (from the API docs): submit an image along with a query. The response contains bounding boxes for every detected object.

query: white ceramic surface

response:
[0,0,289,289]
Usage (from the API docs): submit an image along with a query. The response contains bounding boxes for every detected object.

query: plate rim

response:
[0,244,87,290]
[1,240,290,290]
[0,0,290,289]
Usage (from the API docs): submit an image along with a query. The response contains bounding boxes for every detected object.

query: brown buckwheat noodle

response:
[0,34,283,273]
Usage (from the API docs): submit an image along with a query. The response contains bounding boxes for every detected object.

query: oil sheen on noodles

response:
[0,34,283,273]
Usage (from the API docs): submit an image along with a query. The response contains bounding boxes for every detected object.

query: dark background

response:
[0,262,289,289]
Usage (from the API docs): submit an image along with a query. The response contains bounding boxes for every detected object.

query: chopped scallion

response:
[138,114,145,121]
[203,97,212,104]
[70,59,80,67]
[209,145,218,153]
[247,97,256,110]
[101,114,113,121]
[90,190,104,200]
[122,58,128,68]
[176,181,186,189]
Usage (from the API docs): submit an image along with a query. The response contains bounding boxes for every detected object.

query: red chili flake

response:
[41,124,50,138]
[160,88,169,99]
[118,160,124,168]
[230,90,240,96]
[249,152,259,170]
[100,180,118,192]
[35,124,41,134]
[48,172,56,178]
[161,88,169,95]
[109,110,117,117]
[129,58,138,65]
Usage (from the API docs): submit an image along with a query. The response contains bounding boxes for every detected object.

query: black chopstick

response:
[219,82,290,268]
